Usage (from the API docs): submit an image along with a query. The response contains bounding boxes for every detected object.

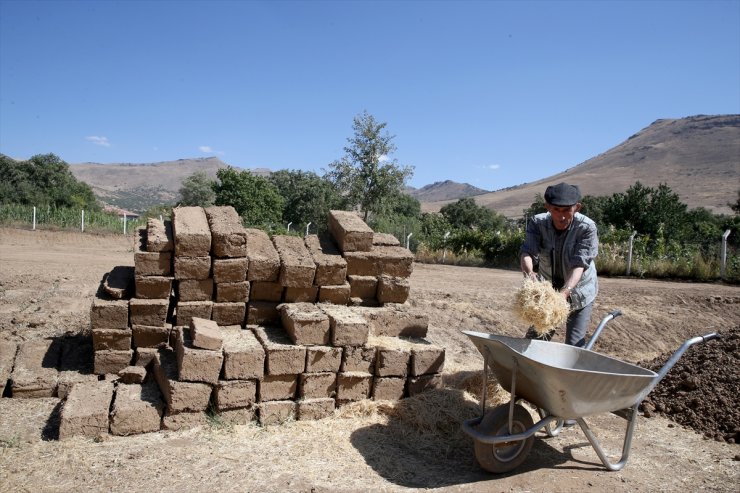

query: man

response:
[520,182,598,347]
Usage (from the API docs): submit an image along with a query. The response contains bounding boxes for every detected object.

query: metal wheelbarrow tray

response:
[461,310,720,473]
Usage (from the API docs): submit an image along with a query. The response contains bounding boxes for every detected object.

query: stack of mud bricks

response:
[59,207,443,438]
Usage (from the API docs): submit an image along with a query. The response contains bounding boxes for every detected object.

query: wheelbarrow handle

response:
[653,331,722,384]
[584,310,623,350]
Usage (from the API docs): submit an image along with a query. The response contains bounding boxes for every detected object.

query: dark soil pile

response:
[639,326,739,444]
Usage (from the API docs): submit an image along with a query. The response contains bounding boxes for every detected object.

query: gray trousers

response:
[566,301,594,347]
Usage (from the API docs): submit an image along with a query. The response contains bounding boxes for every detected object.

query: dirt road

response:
[0,228,737,492]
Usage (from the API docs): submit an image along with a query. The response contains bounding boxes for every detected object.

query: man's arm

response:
[520,253,538,280]
[561,266,585,299]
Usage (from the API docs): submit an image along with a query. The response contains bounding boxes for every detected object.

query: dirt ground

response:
[0,227,738,492]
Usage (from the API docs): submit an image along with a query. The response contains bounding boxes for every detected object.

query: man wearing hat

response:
[520,182,599,347]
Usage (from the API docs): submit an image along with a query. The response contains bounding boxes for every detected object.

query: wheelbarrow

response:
[461,310,720,473]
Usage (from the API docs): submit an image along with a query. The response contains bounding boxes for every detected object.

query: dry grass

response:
[513,278,570,335]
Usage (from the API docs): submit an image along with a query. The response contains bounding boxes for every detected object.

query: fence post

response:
[287,222,292,233]
[123,213,127,235]
[443,231,450,263]
[305,222,312,236]
[406,233,413,250]
[720,229,731,280]
[81,210,85,233]
[626,231,637,276]
[32,206,36,230]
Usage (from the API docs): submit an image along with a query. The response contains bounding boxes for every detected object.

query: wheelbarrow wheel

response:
[474,404,535,473]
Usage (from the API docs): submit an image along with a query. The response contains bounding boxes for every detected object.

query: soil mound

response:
[640,326,739,443]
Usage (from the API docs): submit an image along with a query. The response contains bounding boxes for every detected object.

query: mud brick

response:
[189,317,222,349]
[173,206,212,257]
[10,339,61,397]
[205,205,248,258]
[135,347,160,367]
[0,341,18,397]
[297,398,335,421]
[174,256,211,280]
[211,302,246,326]
[321,305,370,347]
[130,298,169,327]
[259,374,298,401]
[246,301,280,325]
[57,372,99,400]
[348,275,378,299]
[250,281,283,302]
[173,327,223,384]
[318,282,351,305]
[213,257,248,283]
[176,301,213,327]
[273,235,316,288]
[376,275,410,304]
[132,324,172,348]
[305,346,343,373]
[408,373,443,396]
[245,228,281,281]
[92,328,132,351]
[94,349,133,375]
[363,304,429,338]
[151,348,213,413]
[344,246,415,277]
[221,326,265,380]
[304,234,347,285]
[162,411,209,431]
[135,275,173,299]
[135,251,173,277]
[58,380,114,439]
[118,365,147,384]
[219,407,256,425]
[328,210,374,252]
[280,302,330,346]
[299,372,337,399]
[215,281,249,303]
[103,266,134,299]
[91,297,129,330]
[283,286,319,303]
[258,400,296,425]
[410,344,445,376]
[253,325,306,375]
[372,377,406,401]
[336,372,373,401]
[110,381,165,436]
[177,279,214,301]
[373,232,400,247]
[375,346,410,377]
[214,379,257,410]
[341,345,377,374]
[146,218,174,252]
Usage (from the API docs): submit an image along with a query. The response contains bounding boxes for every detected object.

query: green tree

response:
[268,170,342,231]
[325,111,413,221]
[440,197,506,231]
[213,167,283,226]
[179,171,216,207]
[730,190,740,214]
[0,153,98,210]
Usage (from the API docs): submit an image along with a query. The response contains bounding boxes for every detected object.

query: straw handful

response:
[513,278,570,335]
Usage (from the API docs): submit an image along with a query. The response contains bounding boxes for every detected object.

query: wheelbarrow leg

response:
[577,403,640,471]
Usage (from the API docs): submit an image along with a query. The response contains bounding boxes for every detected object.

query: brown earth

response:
[0,228,738,492]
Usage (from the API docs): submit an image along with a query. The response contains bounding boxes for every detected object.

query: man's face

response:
[545,203,582,231]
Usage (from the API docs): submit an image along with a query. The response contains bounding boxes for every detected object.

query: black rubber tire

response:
[474,404,535,473]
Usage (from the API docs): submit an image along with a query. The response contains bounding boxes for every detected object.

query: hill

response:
[407,180,488,202]
[69,157,270,213]
[422,114,740,217]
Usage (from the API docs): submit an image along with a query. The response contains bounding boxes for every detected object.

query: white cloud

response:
[487,164,501,170]
[378,154,389,163]
[198,145,213,153]
[85,135,110,147]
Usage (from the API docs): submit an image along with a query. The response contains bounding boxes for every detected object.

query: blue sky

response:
[1,0,738,191]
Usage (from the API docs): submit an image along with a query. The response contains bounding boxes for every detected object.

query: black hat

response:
[544,183,581,206]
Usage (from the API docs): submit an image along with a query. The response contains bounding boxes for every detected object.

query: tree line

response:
[1,111,738,281]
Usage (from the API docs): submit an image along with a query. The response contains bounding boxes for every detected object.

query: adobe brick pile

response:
[54,207,445,438]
